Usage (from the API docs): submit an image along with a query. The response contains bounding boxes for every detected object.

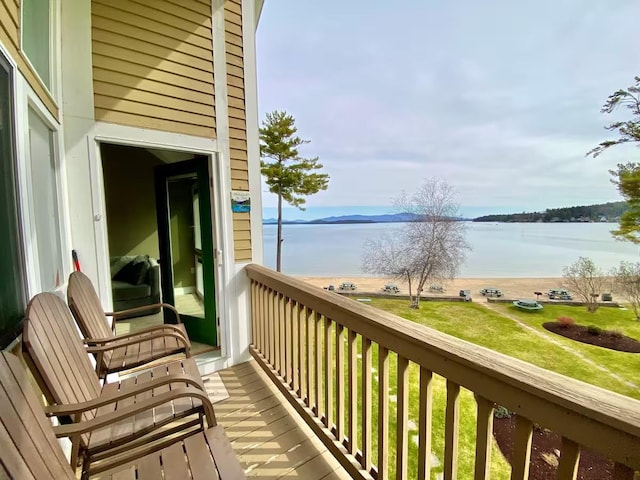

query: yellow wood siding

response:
[225,0,251,262]
[91,0,216,139]
[0,0,58,119]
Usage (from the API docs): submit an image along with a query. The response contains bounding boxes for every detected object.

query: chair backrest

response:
[67,271,114,368]
[67,271,114,340]
[22,293,101,418]
[0,352,76,480]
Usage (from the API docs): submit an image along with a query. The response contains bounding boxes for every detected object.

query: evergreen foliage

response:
[260,110,329,271]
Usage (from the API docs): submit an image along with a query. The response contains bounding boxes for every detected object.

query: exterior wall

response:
[225,0,252,262]
[91,0,216,138]
[1,0,262,369]
[0,0,58,118]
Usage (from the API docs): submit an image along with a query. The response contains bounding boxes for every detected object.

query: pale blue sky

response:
[256,1,640,214]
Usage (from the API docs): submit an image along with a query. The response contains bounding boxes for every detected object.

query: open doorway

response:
[100,143,219,353]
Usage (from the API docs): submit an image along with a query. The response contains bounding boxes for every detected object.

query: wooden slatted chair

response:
[21,292,208,473]
[67,271,191,380]
[0,352,246,479]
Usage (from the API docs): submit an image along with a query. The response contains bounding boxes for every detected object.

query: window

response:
[0,53,27,348]
[28,107,63,290]
[22,0,51,89]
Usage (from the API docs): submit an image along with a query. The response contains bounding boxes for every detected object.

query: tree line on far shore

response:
[473,201,627,223]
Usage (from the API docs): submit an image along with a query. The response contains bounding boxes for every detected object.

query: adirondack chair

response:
[0,352,246,479]
[67,271,191,380]
[22,292,209,473]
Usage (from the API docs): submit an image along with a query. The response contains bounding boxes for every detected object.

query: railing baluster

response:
[444,380,460,480]
[292,301,299,393]
[298,304,306,400]
[315,311,322,417]
[324,317,333,429]
[279,293,286,376]
[336,323,345,443]
[474,396,494,480]
[557,437,580,480]
[259,284,266,355]
[283,296,291,383]
[396,355,409,480]
[348,329,358,455]
[418,367,433,480]
[306,307,313,407]
[267,290,277,367]
[378,345,389,480]
[362,336,372,472]
[511,415,533,480]
[250,281,257,347]
[274,293,281,374]
[266,288,272,363]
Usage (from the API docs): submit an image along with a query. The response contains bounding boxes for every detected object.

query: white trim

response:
[242,0,264,265]
[14,74,70,295]
[94,122,218,154]
[19,0,60,104]
[210,151,234,361]
[87,138,111,305]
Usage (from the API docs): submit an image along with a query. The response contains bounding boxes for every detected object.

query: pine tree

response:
[260,111,329,271]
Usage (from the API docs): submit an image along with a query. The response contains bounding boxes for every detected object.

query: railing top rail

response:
[246,264,640,467]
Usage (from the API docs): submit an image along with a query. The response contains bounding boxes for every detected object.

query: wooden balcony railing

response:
[245,264,640,480]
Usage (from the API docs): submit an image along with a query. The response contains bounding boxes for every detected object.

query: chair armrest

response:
[109,303,181,323]
[83,324,189,345]
[44,373,205,415]
[85,330,189,353]
[52,386,216,437]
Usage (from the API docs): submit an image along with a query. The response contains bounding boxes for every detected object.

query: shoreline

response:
[296,276,621,301]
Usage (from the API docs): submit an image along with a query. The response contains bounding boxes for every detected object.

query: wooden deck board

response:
[211,360,350,480]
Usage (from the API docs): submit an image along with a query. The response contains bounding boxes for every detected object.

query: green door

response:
[154,157,217,346]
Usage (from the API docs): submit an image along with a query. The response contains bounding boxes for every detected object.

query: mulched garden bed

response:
[493,415,622,480]
[494,320,639,479]
[543,323,640,353]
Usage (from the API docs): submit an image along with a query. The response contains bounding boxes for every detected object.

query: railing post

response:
[396,355,409,480]
[378,346,389,480]
[511,415,533,480]
[324,317,333,429]
[444,380,460,480]
[336,323,345,443]
[314,311,322,418]
[291,300,299,394]
[474,396,493,480]
[418,367,433,480]
[362,336,372,473]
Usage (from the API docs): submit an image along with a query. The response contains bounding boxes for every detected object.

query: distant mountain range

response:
[262,201,627,225]
[263,213,467,224]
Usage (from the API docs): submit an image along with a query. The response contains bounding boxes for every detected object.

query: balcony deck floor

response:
[208,360,351,480]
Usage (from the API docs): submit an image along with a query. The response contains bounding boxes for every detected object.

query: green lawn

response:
[352,298,640,479]
[369,298,640,400]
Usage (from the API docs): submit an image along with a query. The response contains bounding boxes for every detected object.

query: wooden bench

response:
[68,271,191,380]
[22,292,212,473]
[0,352,246,479]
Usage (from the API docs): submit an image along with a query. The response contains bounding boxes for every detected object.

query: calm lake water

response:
[263,222,640,278]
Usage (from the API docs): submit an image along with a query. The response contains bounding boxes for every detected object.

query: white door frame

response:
[89,122,232,359]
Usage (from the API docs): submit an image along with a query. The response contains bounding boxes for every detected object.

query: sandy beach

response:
[296,276,620,301]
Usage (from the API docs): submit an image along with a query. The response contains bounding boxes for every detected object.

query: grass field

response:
[359,298,640,479]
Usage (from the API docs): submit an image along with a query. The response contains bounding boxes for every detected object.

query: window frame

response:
[14,73,71,295]
[20,0,60,101]
[0,46,28,349]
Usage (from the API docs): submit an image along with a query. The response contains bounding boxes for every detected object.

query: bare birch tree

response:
[562,257,606,312]
[362,178,470,308]
[611,261,640,320]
